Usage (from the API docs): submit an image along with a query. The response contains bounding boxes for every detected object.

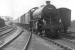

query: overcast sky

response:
[0,0,74,20]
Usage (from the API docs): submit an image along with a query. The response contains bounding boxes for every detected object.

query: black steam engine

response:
[29,1,71,38]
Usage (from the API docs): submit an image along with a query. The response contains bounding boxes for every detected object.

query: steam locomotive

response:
[19,1,71,38]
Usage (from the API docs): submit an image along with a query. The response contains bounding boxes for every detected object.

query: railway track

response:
[32,32,75,50]
[62,38,75,45]
[0,25,13,32]
[0,26,19,48]
[0,26,17,37]
[41,36,75,50]
[0,26,7,29]
[17,24,32,50]
[5,24,74,50]
[23,31,32,50]
[15,24,32,50]
[15,24,75,50]
[0,27,17,39]
[63,38,75,43]
[0,27,32,50]
[0,26,9,32]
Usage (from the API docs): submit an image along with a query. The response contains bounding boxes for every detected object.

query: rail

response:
[42,36,74,50]
[23,31,32,50]
[0,26,17,37]
[0,27,23,48]
[0,26,12,32]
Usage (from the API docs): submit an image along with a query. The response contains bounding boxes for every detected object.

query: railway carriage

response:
[57,8,71,32]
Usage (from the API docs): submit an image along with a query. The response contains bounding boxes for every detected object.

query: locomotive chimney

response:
[46,1,50,5]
